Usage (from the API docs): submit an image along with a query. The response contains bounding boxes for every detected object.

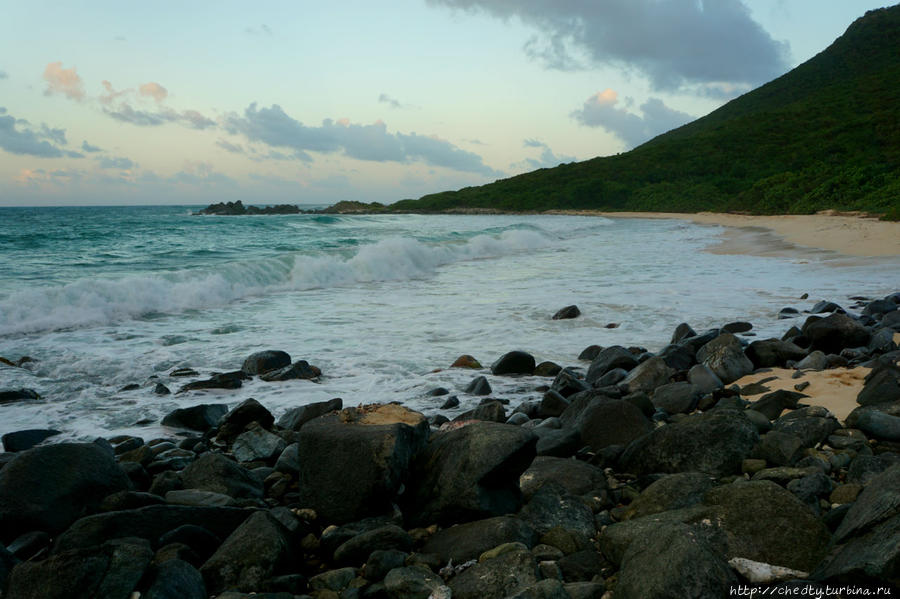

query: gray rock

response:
[651,382,702,414]
[1,429,61,452]
[576,398,652,451]
[491,351,536,376]
[688,364,724,394]
[869,328,898,354]
[161,404,228,432]
[745,338,808,369]
[200,511,292,594]
[857,363,900,406]
[696,333,754,384]
[621,356,676,393]
[549,370,589,399]
[538,390,571,418]
[802,313,871,354]
[231,423,287,462]
[518,484,597,538]
[308,566,356,593]
[534,427,581,458]
[856,410,900,441]
[671,323,697,344]
[754,431,804,466]
[276,397,342,431]
[621,409,758,476]
[519,456,607,501]
[834,465,900,543]
[624,472,716,520]
[143,559,207,599]
[786,472,833,506]
[259,359,319,381]
[0,442,130,538]
[274,443,300,474]
[180,452,263,499]
[577,345,603,361]
[241,350,291,375]
[585,346,638,385]
[421,516,538,564]
[216,398,275,442]
[333,524,413,565]
[364,549,407,582]
[448,545,538,599]
[813,512,900,585]
[598,506,711,566]
[404,422,536,527]
[384,565,447,599]
[796,350,829,371]
[552,305,580,320]
[773,406,838,448]
[465,375,492,396]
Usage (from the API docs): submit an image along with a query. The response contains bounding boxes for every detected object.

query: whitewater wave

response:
[0,229,551,335]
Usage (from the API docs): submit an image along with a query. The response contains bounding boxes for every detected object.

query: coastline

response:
[554,210,900,257]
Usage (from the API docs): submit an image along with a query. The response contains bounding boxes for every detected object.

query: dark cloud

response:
[571,89,694,148]
[0,70,8,80]
[245,24,273,36]
[104,103,216,130]
[225,103,500,176]
[0,112,82,158]
[216,139,245,153]
[428,0,789,91]
[98,156,135,169]
[81,140,103,152]
[517,139,575,169]
[378,93,402,109]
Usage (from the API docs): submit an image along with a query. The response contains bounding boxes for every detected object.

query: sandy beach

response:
[553,211,900,258]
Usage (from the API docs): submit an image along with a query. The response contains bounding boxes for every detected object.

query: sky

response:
[0,0,892,206]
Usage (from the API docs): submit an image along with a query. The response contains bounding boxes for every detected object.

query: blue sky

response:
[0,0,891,206]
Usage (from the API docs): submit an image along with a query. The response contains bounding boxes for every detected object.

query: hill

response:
[391,6,900,217]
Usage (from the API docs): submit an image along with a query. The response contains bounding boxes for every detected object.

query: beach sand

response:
[553,211,900,258]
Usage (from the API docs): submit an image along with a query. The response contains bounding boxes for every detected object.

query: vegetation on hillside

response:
[390,6,900,216]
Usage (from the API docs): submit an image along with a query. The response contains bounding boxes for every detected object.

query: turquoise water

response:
[0,206,897,442]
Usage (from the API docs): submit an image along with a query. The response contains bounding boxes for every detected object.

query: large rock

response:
[241,350,291,375]
[216,398,275,441]
[142,559,207,599]
[813,512,900,585]
[857,363,900,406]
[422,516,538,564]
[773,406,838,448]
[332,524,413,565]
[491,351,536,376]
[0,389,40,405]
[696,333,754,384]
[834,465,900,544]
[518,484,596,538]
[297,404,429,523]
[448,545,538,599]
[585,346,638,384]
[0,442,131,539]
[519,456,607,501]
[620,409,758,476]
[231,423,286,462]
[651,382,702,414]
[620,356,676,394]
[576,399,652,451]
[623,472,716,520]
[404,422,536,527]
[1,429,61,452]
[259,360,319,382]
[745,338,808,368]
[161,404,228,432]
[53,505,255,553]
[276,397,342,431]
[4,538,153,599]
[200,510,293,593]
[614,523,737,599]
[552,305,580,320]
[802,313,871,354]
[856,410,900,441]
[180,452,264,499]
[747,389,807,420]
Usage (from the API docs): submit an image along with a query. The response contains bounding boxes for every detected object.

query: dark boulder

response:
[332,524,413,565]
[384,565,447,598]
[657,344,695,371]
[177,372,245,393]
[465,375,492,396]
[4,538,153,599]
[448,545,538,599]
[0,389,40,405]
[1,429,61,452]
[180,452,263,499]
[200,510,293,594]
[491,351,536,375]
[753,431,804,466]
[857,362,900,406]
[811,300,843,314]
[722,321,753,334]
[519,456,607,501]
[745,338,808,368]
[620,409,758,476]
[747,389,807,420]
[404,422,536,527]
[421,516,538,564]
[813,512,900,586]
[297,404,429,523]
[802,313,871,354]
[576,398,652,451]
[231,423,287,462]
[216,398,275,442]
[696,333,754,384]
[161,404,227,431]
[773,406,838,448]
[538,390,571,419]
[687,364,723,394]
[259,360,319,382]
[534,427,581,458]
[620,356,676,394]
[535,359,563,376]
[585,346,637,385]
[451,355,482,369]
[834,465,900,544]
[276,397,342,431]
[552,305,580,320]
[142,559,207,599]
[865,298,899,317]
[241,350,291,375]
[0,442,130,539]
[651,382,702,414]
[550,369,589,398]
[671,323,697,344]
[577,345,603,361]
[623,472,716,520]
[518,484,596,538]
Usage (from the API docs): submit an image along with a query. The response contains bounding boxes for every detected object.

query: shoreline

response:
[552,210,900,258]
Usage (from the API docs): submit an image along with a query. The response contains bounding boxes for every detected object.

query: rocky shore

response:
[1,293,900,598]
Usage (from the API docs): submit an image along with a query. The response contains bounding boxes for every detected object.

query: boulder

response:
[180,452,264,499]
[538,390,571,418]
[491,351,536,376]
[657,343,695,371]
[297,404,429,523]
[231,423,287,462]
[723,321,753,334]
[384,565,447,599]
[671,323,697,344]
[518,484,596,538]
[621,356,676,394]
[200,510,292,594]
[176,372,245,393]
[550,370,589,399]
[576,399,652,451]
[142,559,207,599]
[404,422,536,527]
[276,397,342,431]
[465,375,492,396]
[813,512,900,585]
[745,338,808,368]
[1,429,61,452]
[696,333,754,384]
[651,382,702,414]
[364,549,407,582]
[241,350,291,375]
[448,545,538,599]
[586,346,638,385]
[857,363,900,406]
[796,350,829,371]
[0,442,130,539]
[802,313,871,354]
[552,305,580,320]
[753,431,804,466]
[161,404,228,431]
[614,523,737,599]
[0,389,40,405]
[259,360,319,382]
[451,355,482,369]
[577,345,603,361]
[856,410,900,441]
[773,406,838,448]
[623,472,716,520]
[534,361,562,377]
[747,389,807,420]
[216,398,275,441]
[834,465,900,544]
[519,456,607,501]
[422,516,538,564]
[687,364,723,394]
[621,409,758,477]
[332,524,413,565]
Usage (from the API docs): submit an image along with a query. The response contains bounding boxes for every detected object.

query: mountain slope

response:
[392,6,900,216]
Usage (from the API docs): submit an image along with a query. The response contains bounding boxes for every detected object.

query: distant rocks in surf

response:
[1,292,900,595]
[193,200,302,216]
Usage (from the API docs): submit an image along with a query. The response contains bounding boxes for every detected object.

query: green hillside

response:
[392,5,900,217]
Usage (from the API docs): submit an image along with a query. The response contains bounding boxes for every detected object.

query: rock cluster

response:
[1,293,899,597]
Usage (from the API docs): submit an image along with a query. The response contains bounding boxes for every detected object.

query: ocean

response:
[1,205,897,443]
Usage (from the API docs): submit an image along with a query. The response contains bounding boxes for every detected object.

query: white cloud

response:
[43,62,85,100]
[571,89,694,148]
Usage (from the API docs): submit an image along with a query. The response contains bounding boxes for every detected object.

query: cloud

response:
[99,80,131,105]
[428,0,789,91]
[170,161,236,185]
[14,167,82,186]
[98,156,135,169]
[245,24,273,35]
[139,82,168,102]
[216,139,245,154]
[0,111,82,158]
[225,103,500,176]
[0,70,7,80]
[517,139,575,170]
[104,103,216,129]
[571,89,694,148]
[81,140,103,152]
[43,62,85,100]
